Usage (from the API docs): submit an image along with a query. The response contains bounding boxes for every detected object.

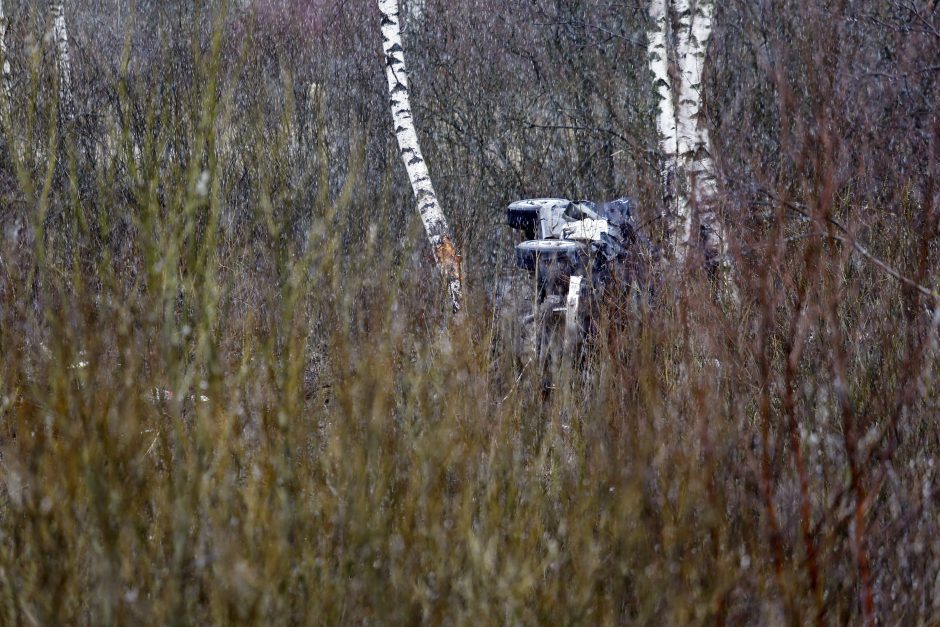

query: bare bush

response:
[0,0,938,623]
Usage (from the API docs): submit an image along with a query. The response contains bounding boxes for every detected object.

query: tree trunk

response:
[647,0,685,261]
[378,0,463,313]
[674,0,725,263]
[649,0,729,266]
[0,0,11,114]
[49,1,75,123]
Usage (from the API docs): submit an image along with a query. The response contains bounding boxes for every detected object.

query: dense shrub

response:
[0,1,938,623]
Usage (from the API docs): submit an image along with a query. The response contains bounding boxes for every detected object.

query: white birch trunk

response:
[379,0,463,312]
[649,0,730,265]
[674,0,726,261]
[647,0,687,261]
[673,0,696,259]
[49,1,75,122]
[0,0,11,114]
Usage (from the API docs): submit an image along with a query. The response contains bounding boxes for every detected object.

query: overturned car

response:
[507,197,656,364]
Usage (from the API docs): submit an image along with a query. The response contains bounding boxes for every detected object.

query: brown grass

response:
[0,1,939,624]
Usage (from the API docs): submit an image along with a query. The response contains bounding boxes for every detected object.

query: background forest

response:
[1,0,939,624]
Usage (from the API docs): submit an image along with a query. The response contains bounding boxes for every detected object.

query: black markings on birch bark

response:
[648,0,730,266]
[647,0,681,258]
[379,0,463,313]
[0,0,11,114]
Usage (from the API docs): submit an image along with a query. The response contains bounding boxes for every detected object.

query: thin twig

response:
[763,193,940,301]
[501,358,532,404]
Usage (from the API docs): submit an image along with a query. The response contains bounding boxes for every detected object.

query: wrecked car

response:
[507,197,656,365]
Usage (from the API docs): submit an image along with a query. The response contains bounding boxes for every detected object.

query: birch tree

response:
[49,1,75,122]
[378,0,463,312]
[0,0,11,114]
[647,0,682,253]
[648,0,726,264]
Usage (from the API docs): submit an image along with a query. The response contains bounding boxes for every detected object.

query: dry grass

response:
[1,2,939,625]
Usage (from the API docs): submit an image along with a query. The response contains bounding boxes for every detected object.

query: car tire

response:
[514,239,583,272]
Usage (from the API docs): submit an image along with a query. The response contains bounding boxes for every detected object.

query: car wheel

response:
[514,239,583,272]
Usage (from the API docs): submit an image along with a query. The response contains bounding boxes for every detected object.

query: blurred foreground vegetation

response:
[1,1,940,624]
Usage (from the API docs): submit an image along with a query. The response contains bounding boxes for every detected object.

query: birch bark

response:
[0,0,11,113]
[649,0,728,264]
[49,1,75,122]
[674,0,725,262]
[379,0,463,312]
[646,0,685,260]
